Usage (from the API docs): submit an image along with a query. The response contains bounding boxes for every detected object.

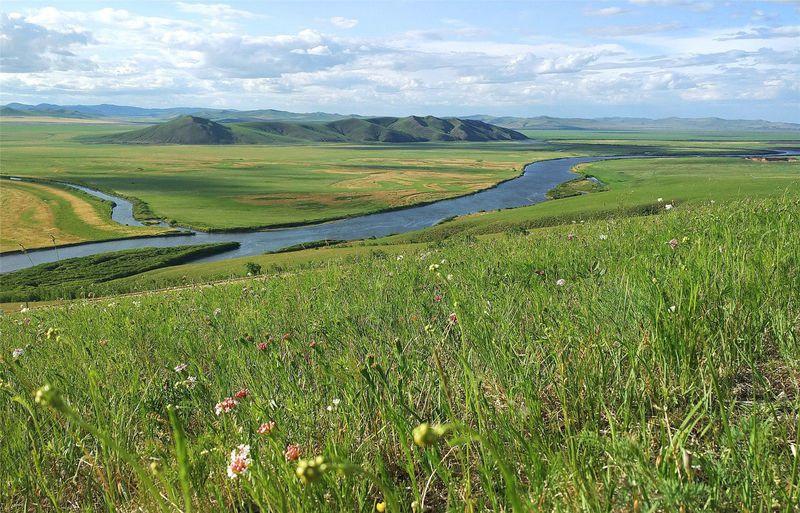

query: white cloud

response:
[0,13,94,72]
[176,3,255,19]
[330,16,358,29]
[584,6,629,16]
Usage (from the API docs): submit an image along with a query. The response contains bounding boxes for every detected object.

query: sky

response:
[1,1,798,121]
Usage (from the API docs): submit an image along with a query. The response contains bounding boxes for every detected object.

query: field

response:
[383,156,800,243]
[0,243,238,303]
[0,122,563,231]
[0,179,167,253]
[3,195,799,511]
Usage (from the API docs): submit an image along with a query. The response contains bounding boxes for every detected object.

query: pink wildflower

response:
[285,443,302,461]
[257,421,276,435]
[257,342,269,351]
[567,233,575,241]
[215,397,238,415]
[434,294,442,302]
[556,279,566,287]
[234,388,250,400]
[226,444,252,479]
[448,313,458,325]
[668,238,679,249]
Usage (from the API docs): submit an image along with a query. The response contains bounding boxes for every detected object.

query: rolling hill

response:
[463,114,800,131]
[5,103,798,131]
[84,115,528,144]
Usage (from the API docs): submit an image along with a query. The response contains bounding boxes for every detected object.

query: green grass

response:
[2,195,799,511]
[0,178,167,252]
[0,243,238,302]
[2,122,795,233]
[0,122,562,231]
[384,156,800,243]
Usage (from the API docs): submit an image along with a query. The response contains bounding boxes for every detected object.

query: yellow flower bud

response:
[376,501,386,512]
[295,455,328,484]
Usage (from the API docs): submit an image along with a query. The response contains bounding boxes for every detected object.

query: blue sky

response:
[1,1,798,121]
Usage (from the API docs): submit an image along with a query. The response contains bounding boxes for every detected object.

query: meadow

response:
[0,179,168,253]
[2,195,799,511]
[0,243,238,303]
[0,122,560,231]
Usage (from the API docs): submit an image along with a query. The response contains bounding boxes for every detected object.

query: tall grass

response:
[2,196,799,511]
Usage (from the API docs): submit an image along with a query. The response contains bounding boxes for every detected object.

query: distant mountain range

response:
[3,102,798,132]
[463,114,800,132]
[2,103,354,123]
[83,115,528,144]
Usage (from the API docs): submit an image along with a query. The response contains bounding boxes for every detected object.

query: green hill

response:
[87,116,240,144]
[3,195,799,510]
[84,115,528,144]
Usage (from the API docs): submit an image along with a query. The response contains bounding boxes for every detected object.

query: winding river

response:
[3,151,793,273]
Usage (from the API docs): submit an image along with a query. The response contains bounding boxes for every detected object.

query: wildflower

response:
[599,234,608,240]
[309,340,317,348]
[326,398,341,412]
[213,308,222,317]
[434,294,442,302]
[19,306,30,313]
[534,269,545,276]
[34,384,66,411]
[446,274,453,281]
[185,376,197,389]
[567,233,575,241]
[668,305,676,313]
[556,279,566,287]
[45,327,58,340]
[448,313,457,325]
[257,342,269,351]
[376,501,386,512]
[295,455,328,484]
[257,421,276,435]
[413,423,448,447]
[428,263,440,271]
[98,339,108,347]
[657,197,663,203]
[396,255,404,260]
[282,333,291,341]
[214,397,238,415]
[668,238,679,249]
[227,444,252,479]
[174,363,188,373]
[234,388,250,399]
[12,348,24,360]
[285,443,302,461]
[665,204,673,210]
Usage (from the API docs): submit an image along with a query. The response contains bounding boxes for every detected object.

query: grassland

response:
[383,156,800,243]
[0,122,561,231]
[2,195,799,511]
[3,155,795,303]
[0,179,168,253]
[3,122,795,234]
[0,243,239,303]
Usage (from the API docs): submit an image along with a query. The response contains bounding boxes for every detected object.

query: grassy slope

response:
[12,155,794,299]
[0,123,552,230]
[87,115,527,145]
[2,196,798,511]
[0,179,167,252]
[0,243,239,302]
[382,157,800,243]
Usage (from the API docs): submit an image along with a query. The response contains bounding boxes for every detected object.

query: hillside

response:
[464,114,800,131]
[3,196,798,510]
[85,115,528,144]
[87,116,239,144]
